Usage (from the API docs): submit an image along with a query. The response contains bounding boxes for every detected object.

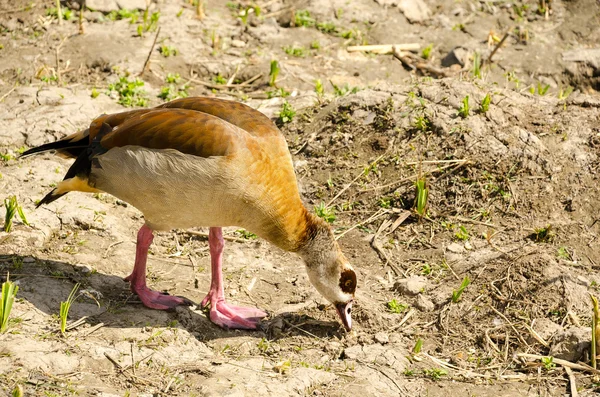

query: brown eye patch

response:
[339,269,357,294]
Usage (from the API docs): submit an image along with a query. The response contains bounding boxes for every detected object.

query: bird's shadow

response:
[0,254,347,342]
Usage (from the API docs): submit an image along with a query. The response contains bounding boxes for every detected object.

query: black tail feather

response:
[20,130,90,159]
[36,189,66,208]
[20,141,88,159]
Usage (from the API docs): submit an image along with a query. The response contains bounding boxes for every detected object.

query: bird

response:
[22,97,356,331]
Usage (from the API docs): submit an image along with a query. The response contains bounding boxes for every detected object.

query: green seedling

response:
[421,44,433,60]
[458,95,470,118]
[12,384,23,397]
[423,368,447,381]
[238,4,260,25]
[47,5,72,20]
[269,60,280,87]
[310,40,321,50]
[533,225,554,242]
[257,337,269,353]
[591,294,600,369]
[1,274,19,333]
[557,246,571,260]
[314,202,335,223]
[387,299,408,314]
[529,82,550,96]
[108,76,149,107]
[4,196,28,233]
[541,356,556,370]
[316,21,337,34]
[413,338,423,354]
[236,229,258,239]
[504,70,521,88]
[137,10,160,37]
[451,276,470,303]
[315,79,324,97]
[558,86,574,100]
[277,101,296,124]
[60,283,80,335]
[165,73,181,84]
[454,225,469,241]
[479,93,491,113]
[107,8,139,22]
[472,52,481,78]
[213,74,227,85]
[266,87,290,99]
[158,84,189,101]
[414,177,428,219]
[413,114,430,132]
[159,45,178,57]
[330,82,360,96]
[294,10,315,27]
[91,88,100,98]
[159,73,189,101]
[283,45,307,57]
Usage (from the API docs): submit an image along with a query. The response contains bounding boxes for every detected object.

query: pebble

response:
[394,275,427,296]
[415,294,435,312]
[374,332,389,344]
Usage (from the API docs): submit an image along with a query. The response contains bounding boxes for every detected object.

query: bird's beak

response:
[335,301,352,331]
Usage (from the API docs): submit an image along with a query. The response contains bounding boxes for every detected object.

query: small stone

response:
[415,295,435,312]
[394,275,427,296]
[23,256,35,263]
[343,345,362,360]
[231,40,246,48]
[78,264,93,274]
[398,0,431,23]
[374,332,389,344]
[531,318,562,343]
[464,241,473,250]
[447,242,465,253]
[549,327,591,362]
[442,46,471,68]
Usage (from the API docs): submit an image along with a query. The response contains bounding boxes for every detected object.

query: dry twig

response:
[347,44,420,54]
[140,27,161,75]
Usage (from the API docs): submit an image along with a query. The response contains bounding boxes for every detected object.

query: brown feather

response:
[98,108,241,158]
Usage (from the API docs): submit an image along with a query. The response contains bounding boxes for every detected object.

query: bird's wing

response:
[156,97,280,139]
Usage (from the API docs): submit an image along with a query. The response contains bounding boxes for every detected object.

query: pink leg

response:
[124,225,186,310]
[201,227,267,329]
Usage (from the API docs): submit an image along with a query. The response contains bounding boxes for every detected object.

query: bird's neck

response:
[265,204,339,263]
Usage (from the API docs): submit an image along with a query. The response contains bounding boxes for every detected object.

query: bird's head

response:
[305,257,356,331]
[298,217,356,331]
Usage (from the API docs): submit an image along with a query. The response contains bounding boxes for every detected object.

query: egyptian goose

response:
[22,97,356,331]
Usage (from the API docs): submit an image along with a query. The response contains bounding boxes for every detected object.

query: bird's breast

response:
[91,146,270,231]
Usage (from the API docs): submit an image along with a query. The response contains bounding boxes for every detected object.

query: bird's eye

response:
[339,269,357,293]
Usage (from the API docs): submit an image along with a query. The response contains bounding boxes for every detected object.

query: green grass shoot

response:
[451,276,470,303]
[591,293,600,369]
[413,338,423,354]
[315,79,324,97]
[387,299,408,314]
[277,101,296,124]
[458,95,470,118]
[4,195,28,233]
[479,93,491,113]
[414,177,428,218]
[60,283,80,335]
[421,44,433,60]
[472,52,481,78]
[269,60,280,87]
[12,384,23,397]
[314,202,336,223]
[1,273,19,333]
